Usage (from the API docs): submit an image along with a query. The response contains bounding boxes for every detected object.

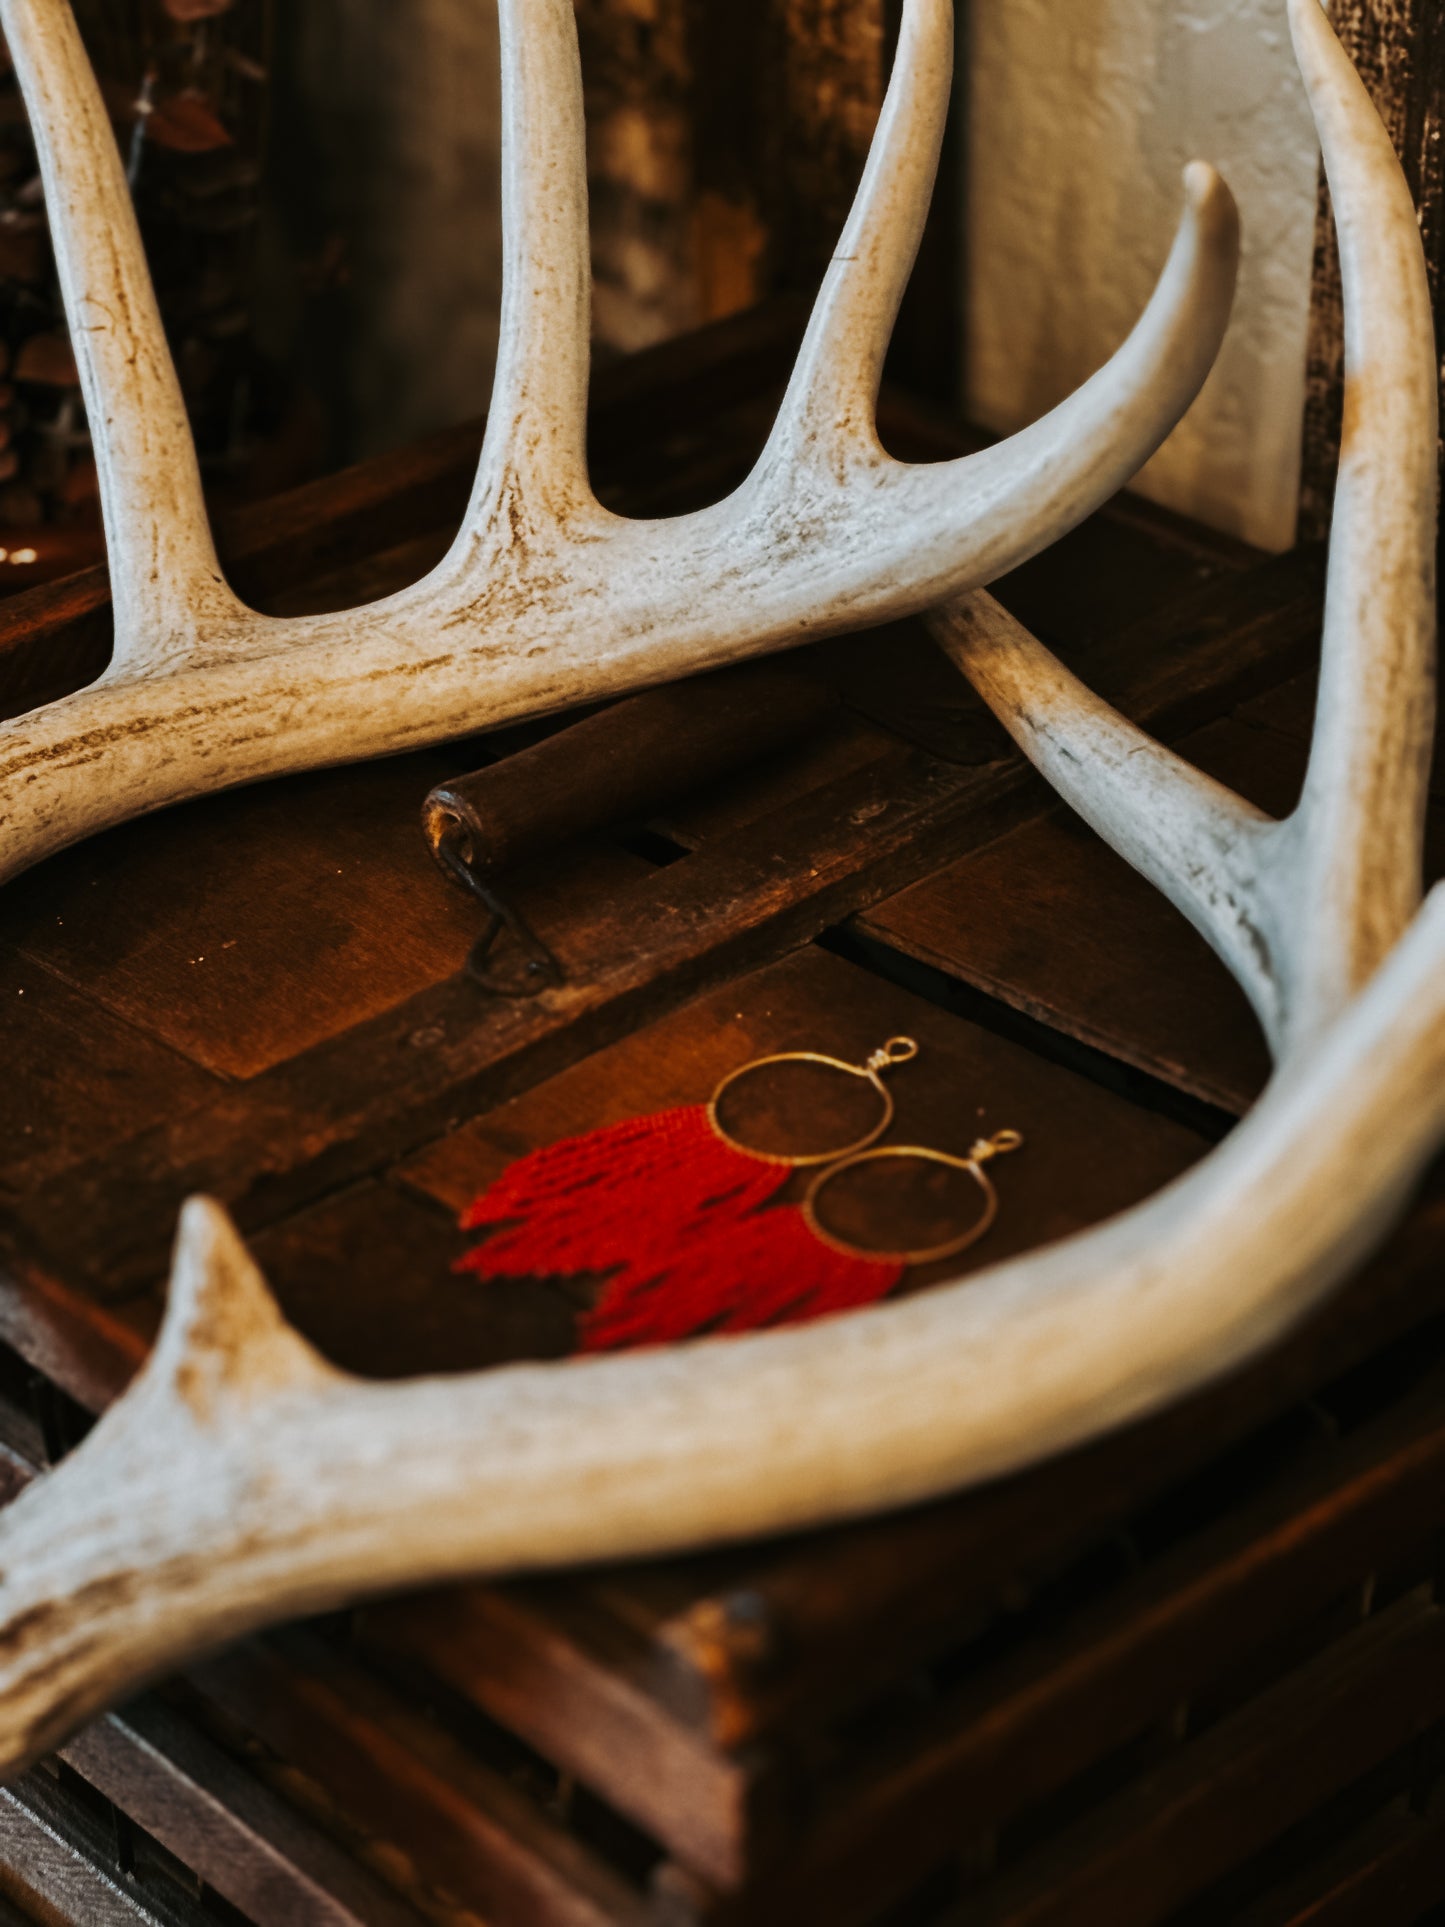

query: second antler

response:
[0,0,1237,884]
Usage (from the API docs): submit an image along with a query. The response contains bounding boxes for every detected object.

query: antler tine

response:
[760,0,1241,602]
[929,592,1288,1043]
[932,0,1439,1064]
[1,0,246,669]
[871,162,1239,595]
[764,0,953,465]
[1282,0,1439,1045]
[449,0,596,550]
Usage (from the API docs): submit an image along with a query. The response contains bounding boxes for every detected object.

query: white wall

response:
[965,0,1322,551]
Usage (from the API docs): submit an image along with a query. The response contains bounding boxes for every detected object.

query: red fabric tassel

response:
[579,1204,904,1352]
[456,1106,790,1283]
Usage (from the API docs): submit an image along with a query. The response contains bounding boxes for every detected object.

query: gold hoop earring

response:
[705,1035,919,1166]
[802,1130,1024,1265]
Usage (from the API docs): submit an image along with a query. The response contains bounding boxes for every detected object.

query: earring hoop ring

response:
[706,1037,919,1167]
[802,1131,1024,1264]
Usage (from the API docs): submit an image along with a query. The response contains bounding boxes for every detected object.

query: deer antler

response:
[0,0,1239,884]
[0,0,1437,1782]
[929,0,1437,1064]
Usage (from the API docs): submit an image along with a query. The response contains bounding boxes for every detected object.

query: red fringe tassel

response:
[578,1204,903,1352]
[458,1107,905,1351]
[457,1106,790,1281]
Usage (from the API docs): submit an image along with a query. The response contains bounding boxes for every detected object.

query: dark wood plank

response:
[61,1698,424,1927]
[1233,665,1445,809]
[186,1634,650,1927]
[965,1596,1445,1927]
[0,1261,151,1423]
[859,707,1309,1115]
[0,950,217,1196]
[860,796,1270,1115]
[0,751,642,1082]
[0,1778,173,1926]
[361,1584,774,1895]
[1229,1788,1445,1927]
[1048,543,1327,743]
[248,1180,576,1379]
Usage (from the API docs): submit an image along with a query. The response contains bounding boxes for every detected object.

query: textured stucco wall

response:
[966,0,1322,551]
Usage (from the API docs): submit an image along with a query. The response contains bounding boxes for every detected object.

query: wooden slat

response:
[0,1778,171,1926]
[188,1634,650,1927]
[0,1262,150,1424]
[61,1699,424,1927]
[0,949,217,1197]
[1229,1788,1445,1927]
[0,754,642,1082]
[1232,665,1445,809]
[858,710,1308,1116]
[360,1583,772,1896]
[248,1180,576,1379]
[966,1595,1445,1927]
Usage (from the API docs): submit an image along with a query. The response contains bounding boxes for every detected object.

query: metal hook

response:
[433,826,565,997]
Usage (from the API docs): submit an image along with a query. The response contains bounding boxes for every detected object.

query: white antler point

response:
[149,1198,333,1422]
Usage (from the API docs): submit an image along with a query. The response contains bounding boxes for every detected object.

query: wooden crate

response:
[0,303,1442,1926]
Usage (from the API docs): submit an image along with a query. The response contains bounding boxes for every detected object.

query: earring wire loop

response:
[706,1037,918,1167]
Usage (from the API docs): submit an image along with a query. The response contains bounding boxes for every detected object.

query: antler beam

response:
[0,0,1437,1783]
[0,0,1238,885]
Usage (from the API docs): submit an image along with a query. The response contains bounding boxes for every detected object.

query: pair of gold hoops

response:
[706,1036,1023,1266]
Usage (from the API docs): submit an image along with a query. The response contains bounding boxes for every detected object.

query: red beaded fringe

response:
[578,1202,903,1352]
[457,1106,905,1350]
[457,1106,790,1280]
